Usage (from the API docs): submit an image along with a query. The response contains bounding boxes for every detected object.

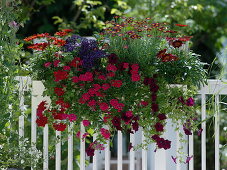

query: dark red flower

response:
[151,94,157,101]
[108,53,119,64]
[102,83,111,90]
[110,80,123,88]
[54,70,69,82]
[36,116,48,127]
[99,102,109,111]
[156,137,171,150]
[156,49,167,59]
[178,96,185,104]
[111,116,121,130]
[128,142,133,151]
[53,123,67,131]
[86,145,95,157]
[151,103,159,112]
[186,97,194,106]
[140,101,148,107]
[183,124,192,135]
[154,122,164,132]
[157,113,167,120]
[171,40,183,48]
[161,54,178,62]
[151,134,160,141]
[150,84,159,93]
[54,87,64,96]
[132,121,139,132]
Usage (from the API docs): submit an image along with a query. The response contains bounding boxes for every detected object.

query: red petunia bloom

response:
[100,128,111,139]
[54,87,64,96]
[157,113,167,120]
[154,122,164,132]
[54,70,68,82]
[53,123,67,131]
[68,114,77,122]
[110,80,123,88]
[82,120,90,127]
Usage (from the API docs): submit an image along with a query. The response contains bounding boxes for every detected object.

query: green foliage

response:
[0,133,42,169]
[0,0,23,133]
[125,0,227,77]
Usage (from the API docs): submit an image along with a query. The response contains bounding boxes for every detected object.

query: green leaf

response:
[87,128,95,135]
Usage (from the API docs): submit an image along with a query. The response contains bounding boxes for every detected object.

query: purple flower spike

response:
[171,156,177,164]
[185,155,193,164]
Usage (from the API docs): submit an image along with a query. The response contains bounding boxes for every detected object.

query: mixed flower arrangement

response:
[24,17,206,162]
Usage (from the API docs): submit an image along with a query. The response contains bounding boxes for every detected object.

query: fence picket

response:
[142,129,147,170]
[43,124,49,170]
[201,93,206,170]
[68,123,73,170]
[117,130,123,170]
[56,131,61,170]
[93,133,97,170]
[80,123,85,170]
[215,94,220,170]
[129,132,135,170]
[105,139,110,170]
[189,133,194,170]
[22,78,225,169]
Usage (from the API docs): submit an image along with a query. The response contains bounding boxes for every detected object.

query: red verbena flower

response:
[53,123,67,131]
[99,102,109,111]
[54,87,64,96]
[106,64,118,72]
[54,70,68,82]
[102,83,111,90]
[110,80,122,88]
[36,116,48,127]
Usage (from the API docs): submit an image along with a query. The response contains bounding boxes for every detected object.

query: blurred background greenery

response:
[1,0,226,169]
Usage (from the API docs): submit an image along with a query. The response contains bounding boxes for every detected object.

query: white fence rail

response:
[15,77,227,170]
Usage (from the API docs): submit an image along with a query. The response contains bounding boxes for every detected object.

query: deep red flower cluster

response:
[152,135,171,150]
[156,49,178,62]
[36,101,48,127]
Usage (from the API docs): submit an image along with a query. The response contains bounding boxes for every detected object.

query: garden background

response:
[0,0,226,169]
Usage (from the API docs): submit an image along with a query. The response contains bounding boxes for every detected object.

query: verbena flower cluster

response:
[25,17,206,163]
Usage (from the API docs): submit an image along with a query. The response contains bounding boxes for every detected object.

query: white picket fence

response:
[15,76,227,170]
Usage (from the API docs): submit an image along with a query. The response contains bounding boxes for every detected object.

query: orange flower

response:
[27,43,49,51]
[175,24,188,27]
